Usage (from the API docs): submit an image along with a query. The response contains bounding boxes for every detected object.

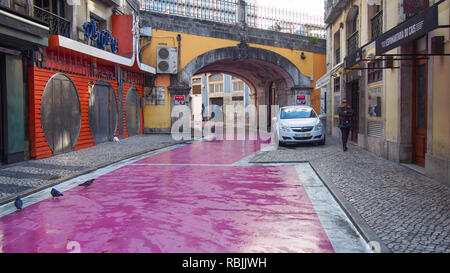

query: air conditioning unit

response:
[156,47,178,74]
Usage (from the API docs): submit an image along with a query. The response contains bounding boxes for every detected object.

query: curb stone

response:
[308,162,392,253]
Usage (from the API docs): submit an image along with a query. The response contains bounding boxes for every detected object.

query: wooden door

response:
[412,39,428,166]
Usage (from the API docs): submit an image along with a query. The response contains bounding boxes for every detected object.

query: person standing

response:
[338,99,354,152]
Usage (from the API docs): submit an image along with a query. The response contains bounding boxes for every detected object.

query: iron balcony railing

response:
[347,31,359,56]
[141,0,238,24]
[140,0,326,38]
[246,2,325,38]
[33,5,70,38]
[371,10,383,41]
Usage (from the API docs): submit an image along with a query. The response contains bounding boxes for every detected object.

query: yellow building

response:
[324,0,450,185]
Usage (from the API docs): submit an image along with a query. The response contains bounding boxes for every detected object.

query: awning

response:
[315,71,330,89]
[49,35,155,74]
[330,61,344,77]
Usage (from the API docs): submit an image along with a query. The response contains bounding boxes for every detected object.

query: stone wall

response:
[140,11,326,54]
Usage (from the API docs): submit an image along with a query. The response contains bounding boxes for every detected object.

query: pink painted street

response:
[0,139,369,253]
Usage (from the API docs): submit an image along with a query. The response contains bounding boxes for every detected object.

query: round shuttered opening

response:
[41,73,81,155]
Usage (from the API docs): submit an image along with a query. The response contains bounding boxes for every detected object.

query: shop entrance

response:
[412,38,428,167]
[89,81,118,144]
[125,87,141,137]
[0,53,4,163]
[347,81,359,143]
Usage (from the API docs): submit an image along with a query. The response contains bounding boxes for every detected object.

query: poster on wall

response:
[296,95,306,105]
[174,95,186,105]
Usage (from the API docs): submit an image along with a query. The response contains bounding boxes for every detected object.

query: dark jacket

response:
[338,106,354,129]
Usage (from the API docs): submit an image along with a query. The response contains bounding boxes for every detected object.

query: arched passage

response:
[172,44,313,108]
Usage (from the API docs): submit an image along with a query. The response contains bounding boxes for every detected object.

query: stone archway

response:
[169,42,313,109]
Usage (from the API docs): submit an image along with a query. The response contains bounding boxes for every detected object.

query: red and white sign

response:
[174,95,186,105]
[296,95,306,105]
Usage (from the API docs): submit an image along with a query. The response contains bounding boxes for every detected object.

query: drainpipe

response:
[177,34,182,73]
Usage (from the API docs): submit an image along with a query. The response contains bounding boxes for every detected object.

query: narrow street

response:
[0,138,371,253]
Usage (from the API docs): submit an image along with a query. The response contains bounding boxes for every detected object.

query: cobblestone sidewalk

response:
[250,136,450,253]
[0,134,184,204]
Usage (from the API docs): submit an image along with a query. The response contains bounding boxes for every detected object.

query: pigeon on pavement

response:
[51,188,64,198]
[78,179,95,187]
[14,196,23,210]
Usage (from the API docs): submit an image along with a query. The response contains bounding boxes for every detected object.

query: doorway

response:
[125,87,141,137]
[88,81,118,144]
[347,81,359,143]
[0,53,4,163]
[412,37,428,166]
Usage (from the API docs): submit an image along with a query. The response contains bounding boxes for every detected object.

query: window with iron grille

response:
[333,77,340,93]
[335,48,341,65]
[370,10,383,41]
[368,60,383,84]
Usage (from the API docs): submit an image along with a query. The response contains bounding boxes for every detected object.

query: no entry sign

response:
[296,95,306,105]
[174,95,186,105]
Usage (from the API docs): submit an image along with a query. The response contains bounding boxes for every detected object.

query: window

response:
[192,77,202,84]
[368,87,382,118]
[90,13,107,31]
[192,85,202,95]
[333,77,340,93]
[232,81,244,92]
[334,30,341,65]
[209,83,223,93]
[346,6,359,56]
[209,74,223,82]
[368,60,382,83]
[403,0,429,18]
[369,2,383,41]
[34,0,65,17]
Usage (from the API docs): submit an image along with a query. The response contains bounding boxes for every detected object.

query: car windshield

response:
[280,108,317,119]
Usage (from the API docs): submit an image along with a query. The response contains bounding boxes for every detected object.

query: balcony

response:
[33,5,70,38]
[370,10,383,41]
[347,31,359,56]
